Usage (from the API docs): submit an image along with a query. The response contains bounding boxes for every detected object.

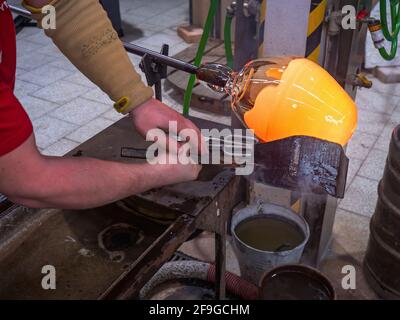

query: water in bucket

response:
[231,204,310,285]
[235,216,305,252]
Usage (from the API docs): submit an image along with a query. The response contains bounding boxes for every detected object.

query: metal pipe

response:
[9,5,32,19]
[123,43,198,74]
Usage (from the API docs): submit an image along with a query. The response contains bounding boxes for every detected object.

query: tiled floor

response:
[339,77,400,220]
[10,0,400,299]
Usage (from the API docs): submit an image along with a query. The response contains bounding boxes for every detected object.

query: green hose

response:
[379,0,400,60]
[224,14,234,68]
[183,0,219,116]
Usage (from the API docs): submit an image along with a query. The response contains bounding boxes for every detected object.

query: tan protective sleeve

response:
[23,0,153,114]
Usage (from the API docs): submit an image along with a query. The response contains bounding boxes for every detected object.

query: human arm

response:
[23,0,153,114]
[0,134,200,209]
[24,0,206,151]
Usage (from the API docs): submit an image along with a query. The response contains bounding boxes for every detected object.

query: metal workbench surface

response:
[0,116,245,300]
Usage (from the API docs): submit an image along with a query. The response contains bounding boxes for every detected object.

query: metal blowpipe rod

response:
[9,4,31,18]
[10,5,232,89]
[123,42,198,74]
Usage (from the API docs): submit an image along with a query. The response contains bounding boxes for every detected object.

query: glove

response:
[23,0,153,114]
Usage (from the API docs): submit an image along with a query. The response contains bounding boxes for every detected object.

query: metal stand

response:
[195,176,245,300]
[139,44,169,101]
[233,0,259,71]
[300,194,336,267]
[13,15,35,36]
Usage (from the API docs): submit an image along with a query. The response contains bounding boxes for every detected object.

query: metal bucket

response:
[364,125,400,299]
[231,203,310,285]
[259,264,335,300]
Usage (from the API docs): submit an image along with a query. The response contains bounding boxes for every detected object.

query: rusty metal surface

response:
[253,136,349,198]
[300,194,331,267]
[99,156,245,298]
[0,204,167,299]
[0,117,244,299]
[100,214,196,300]
[73,116,244,300]
[194,174,245,300]
[69,116,239,219]
[0,195,14,217]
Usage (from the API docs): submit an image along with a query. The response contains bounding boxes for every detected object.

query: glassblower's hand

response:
[151,147,203,185]
[130,98,206,183]
[130,98,207,154]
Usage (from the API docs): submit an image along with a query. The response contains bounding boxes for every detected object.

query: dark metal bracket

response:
[13,15,36,35]
[139,44,170,102]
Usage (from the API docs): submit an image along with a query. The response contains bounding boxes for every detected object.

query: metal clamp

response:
[226,1,237,17]
[243,0,259,18]
[139,44,169,101]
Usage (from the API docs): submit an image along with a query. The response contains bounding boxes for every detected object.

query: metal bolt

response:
[352,73,373,89]
[216,201,221,217]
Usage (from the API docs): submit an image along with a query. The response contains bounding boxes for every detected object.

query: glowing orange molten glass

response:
[232,57,357,146]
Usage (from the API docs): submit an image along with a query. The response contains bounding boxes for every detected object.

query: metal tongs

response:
[120,133,256,167]
[121,135,349,198]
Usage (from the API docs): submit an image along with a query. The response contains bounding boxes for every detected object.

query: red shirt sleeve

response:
[0,1,32,156]
[0,81,33,157]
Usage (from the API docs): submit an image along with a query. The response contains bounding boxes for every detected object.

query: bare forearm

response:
[1,134,200,210]
[8,157,168,209]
